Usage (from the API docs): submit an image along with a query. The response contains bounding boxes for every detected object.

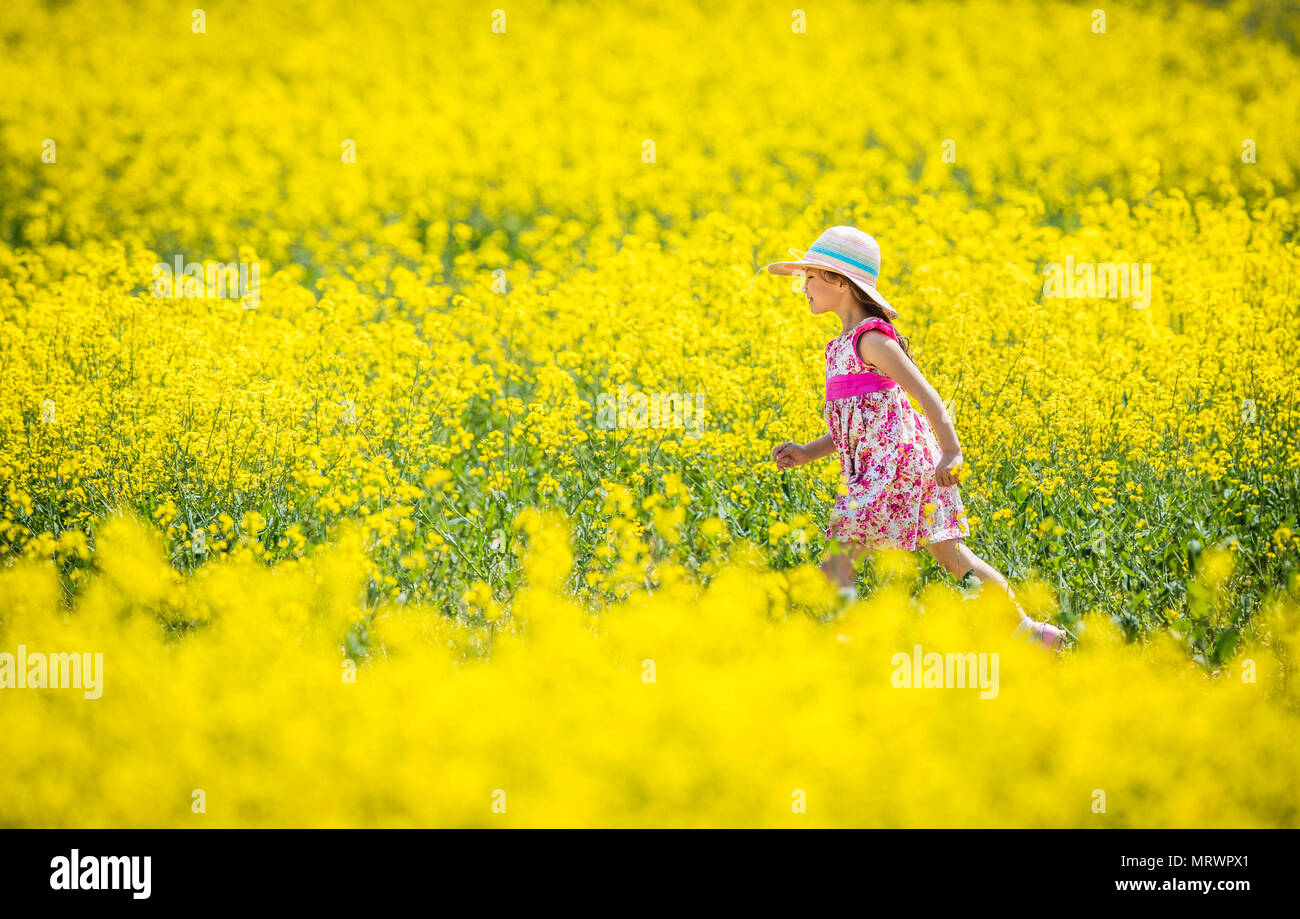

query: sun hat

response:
[750,225,898,319]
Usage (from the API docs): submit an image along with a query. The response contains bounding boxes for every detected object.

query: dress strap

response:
[848,318,898,375]
[849,317,897,349]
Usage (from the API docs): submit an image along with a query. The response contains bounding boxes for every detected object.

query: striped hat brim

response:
[756,257,899,319]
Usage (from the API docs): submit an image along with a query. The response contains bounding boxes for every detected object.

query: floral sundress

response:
[823,317,970,551]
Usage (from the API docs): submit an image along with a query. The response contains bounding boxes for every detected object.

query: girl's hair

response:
[809,267,918,367]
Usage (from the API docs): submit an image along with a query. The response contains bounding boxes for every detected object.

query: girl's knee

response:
[925,538,965,576]
[827,541,866,563]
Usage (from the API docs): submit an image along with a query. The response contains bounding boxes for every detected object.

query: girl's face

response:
[801,268,848,315]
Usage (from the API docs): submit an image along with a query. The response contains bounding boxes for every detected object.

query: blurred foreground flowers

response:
[1,510,1296,828]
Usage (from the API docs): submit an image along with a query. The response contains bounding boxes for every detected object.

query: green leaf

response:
[1213,628,1239,663]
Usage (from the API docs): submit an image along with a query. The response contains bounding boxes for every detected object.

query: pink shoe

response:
[1014,617,1067,653]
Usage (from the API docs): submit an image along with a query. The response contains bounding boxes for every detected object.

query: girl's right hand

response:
[772,441,808,470]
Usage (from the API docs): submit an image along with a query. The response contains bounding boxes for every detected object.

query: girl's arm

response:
[803,433,836,460]
[772,433,835,469]
[856,332,965,486]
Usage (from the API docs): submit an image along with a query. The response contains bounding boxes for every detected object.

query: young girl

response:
[756,226,1067,652]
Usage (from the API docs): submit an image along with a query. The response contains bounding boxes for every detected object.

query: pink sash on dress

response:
[826,372,897,400]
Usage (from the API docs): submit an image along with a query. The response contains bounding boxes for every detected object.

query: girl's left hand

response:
[935,450,964,487]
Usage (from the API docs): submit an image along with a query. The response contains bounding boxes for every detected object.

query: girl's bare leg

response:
[820,541,872,592]
[925,537,1066,650]
[924,538,1026,623]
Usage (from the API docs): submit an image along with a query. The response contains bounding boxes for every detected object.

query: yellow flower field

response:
[1,0,1299,826]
